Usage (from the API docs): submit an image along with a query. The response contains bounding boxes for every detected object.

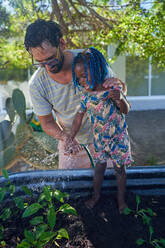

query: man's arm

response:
[38,113,68,141]
[39,113,84,155]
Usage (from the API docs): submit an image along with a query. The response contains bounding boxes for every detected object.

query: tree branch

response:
[51,0,68,33]
[61,0,75,24]
[68,0,85,17]
[78,0,113,29]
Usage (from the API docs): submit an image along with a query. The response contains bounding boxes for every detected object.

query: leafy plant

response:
[124,195,156,225]
[136,226,165,248]
[124,195,165,248]
[0,169,77,247]
[0,169,19,244]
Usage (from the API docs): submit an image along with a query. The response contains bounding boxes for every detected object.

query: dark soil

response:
[1,192,165,248]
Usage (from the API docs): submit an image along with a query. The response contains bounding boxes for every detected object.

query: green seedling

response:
[136,226,165,248]
[0,169,77,247]
[124,195,156,225]
[17,186,76,248]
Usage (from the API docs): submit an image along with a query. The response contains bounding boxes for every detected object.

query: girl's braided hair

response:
[72,47,109,91]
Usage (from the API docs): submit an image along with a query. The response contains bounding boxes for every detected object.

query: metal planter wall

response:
[0,166,165,198]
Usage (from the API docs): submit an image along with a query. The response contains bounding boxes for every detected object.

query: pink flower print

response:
[102,123,109,132]
[94,102,103,113]
[118,131,124,141]
[93,153,100,159]
[104,145,109,152]
[111,150,118,156]
[109,113,117,122]
[102,107,110,118]
[125,159,132,166]
[121,153,129,160]
[81,95,85,100]
[93,122,98,129]
[109,126,115,136]
[86,102,90,109]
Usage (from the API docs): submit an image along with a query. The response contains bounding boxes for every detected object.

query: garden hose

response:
[81,144,95,168]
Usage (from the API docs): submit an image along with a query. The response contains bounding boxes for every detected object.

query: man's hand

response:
[64,135,83,155]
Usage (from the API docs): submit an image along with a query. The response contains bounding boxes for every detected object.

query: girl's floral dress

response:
[80,89,133,168]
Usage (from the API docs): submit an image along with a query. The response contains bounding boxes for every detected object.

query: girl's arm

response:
[101,79,129,114]
[116,93,130,114]
[108,90,130,114]
[70,111,85,139]
[64,111,85,155]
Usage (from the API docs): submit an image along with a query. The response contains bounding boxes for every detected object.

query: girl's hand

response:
[103,78,127,95]
[108,89,122,101]
[103,78,122,89]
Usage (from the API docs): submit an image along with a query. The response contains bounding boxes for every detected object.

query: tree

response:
[0,0,10,38]
[0,0,165,69]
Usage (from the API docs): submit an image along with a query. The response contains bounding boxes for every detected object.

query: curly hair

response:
[24,19,63,52]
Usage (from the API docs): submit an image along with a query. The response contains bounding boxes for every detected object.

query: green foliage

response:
[0,131,15,152]
[2,168,9,179]
[0,225,4,240]
[0,68,28,82]
[21,185,33,197]
[124,195,165,248]
[12,89,26,121]
[0,88,59,170]
[0,89,31,168]
[136,225,165,247]
[0,0,164,70]
[124,195,156,225]
[15,122,32,147]
[32,132,58,154]
[5,97,16,123]
[0,170,77,247]
[0,120,12,144]
[22,203,43,218]
[0,146,18,169]
[0,1,11,38]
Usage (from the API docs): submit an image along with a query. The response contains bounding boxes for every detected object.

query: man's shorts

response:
[58,141,113,169]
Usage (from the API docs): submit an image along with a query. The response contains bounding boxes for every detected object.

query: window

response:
[126,56,165,96]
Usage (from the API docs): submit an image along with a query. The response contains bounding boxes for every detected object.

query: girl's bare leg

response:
[85,162,107,209]
[114,165,127,214]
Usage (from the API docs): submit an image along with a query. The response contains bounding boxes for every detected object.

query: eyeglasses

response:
[32,46,60,68]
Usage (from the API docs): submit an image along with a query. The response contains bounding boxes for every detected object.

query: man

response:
[24,19,120,169]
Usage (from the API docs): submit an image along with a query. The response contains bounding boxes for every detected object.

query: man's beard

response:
[49,54,64,74]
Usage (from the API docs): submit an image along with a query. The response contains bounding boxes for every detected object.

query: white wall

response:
[107,45,126,82]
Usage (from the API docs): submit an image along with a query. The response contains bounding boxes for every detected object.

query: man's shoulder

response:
[68,49,84,56]
[29,67,47,88]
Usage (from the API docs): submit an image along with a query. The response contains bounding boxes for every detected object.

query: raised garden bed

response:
[0,166,165,248]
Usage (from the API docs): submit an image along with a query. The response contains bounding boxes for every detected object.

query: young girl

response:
[65,47,133,213]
